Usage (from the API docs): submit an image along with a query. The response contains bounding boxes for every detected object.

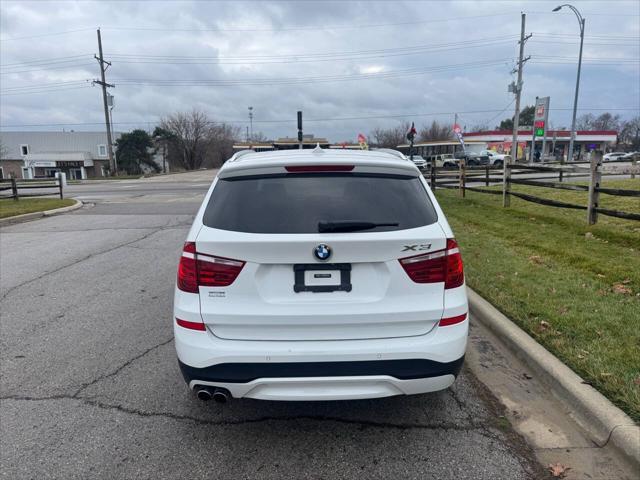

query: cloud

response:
[1,0,638,140]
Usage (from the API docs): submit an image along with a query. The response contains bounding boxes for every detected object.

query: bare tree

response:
[159,109,241,169]
[249,131,270,143]
[0,139,7,160]
[369,121,411,148]
[469,123,489,132]
[619,116,640,149]
[592,112,621,131]
[207,122,241,167]
[576,113,595,130]
[576,112,621,131]
[160,110,211,170]
[418,120,452,141]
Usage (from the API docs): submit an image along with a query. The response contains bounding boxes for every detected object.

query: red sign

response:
[534,120,545,128]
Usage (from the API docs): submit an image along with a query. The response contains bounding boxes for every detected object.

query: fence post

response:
[58,176,64,199]
[632,154,637,180]
[587,154,601,225]
[11,178,18,200]
[459,158,466,198]
[502,159,510,207]
[430,163,437,191]
[485,166,489,186]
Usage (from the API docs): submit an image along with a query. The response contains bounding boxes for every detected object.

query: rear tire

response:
[493,160,503,167]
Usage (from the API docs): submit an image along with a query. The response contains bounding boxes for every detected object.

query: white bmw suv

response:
[174,148,468,402]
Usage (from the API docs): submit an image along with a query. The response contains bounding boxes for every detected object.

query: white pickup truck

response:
[482,150,509,166]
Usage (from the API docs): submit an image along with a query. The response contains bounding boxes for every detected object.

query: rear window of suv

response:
[202,173,438,234]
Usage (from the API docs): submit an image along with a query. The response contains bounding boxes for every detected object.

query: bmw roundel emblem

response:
[314,244,332,261]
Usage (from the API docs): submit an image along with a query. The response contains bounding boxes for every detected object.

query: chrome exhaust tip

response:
[196,387,213,401]
[212,388,230,404]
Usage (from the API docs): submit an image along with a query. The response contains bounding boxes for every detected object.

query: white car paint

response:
[482,150,508,165]
[173,148,468,401]
[603,152,626,162]
[408,155,427,170]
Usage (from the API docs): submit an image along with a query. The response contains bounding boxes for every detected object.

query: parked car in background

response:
[408,154,427,170]
[455,150,489,166]
[174,148,468,403]
[482,150,508,166]
[603,152,626,162]
[427,154,458,168]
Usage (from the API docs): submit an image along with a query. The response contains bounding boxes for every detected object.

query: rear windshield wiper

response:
[318,221,399,233]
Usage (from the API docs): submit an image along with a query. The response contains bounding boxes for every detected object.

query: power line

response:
[105,38,519,65]
[2,108,637,129]
[0,63,96,75]
[0,54,93,67]
[0,58,514,95]
[0,28,95,42]
[485,98,517,125]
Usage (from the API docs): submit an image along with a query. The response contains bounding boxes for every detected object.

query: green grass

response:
[0,198,75,219]
[435,178,640,421]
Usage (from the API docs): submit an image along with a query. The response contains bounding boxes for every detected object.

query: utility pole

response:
[94,29,116,174]
[503,12,531,207]
[248,106,253,141]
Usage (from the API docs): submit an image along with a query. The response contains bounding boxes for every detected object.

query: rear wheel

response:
[467,159,478,166]
[493,160,503,167]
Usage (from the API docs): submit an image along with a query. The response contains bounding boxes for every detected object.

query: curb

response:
[0,199,83,227]
[467,287,639,469]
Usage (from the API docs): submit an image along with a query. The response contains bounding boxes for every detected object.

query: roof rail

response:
[371,148,407,161]
[227,149,255,163]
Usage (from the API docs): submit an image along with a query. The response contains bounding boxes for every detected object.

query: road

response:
[1,171,634,479]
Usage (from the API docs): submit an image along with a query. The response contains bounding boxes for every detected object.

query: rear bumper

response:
[175,318,468,400]
[187,373,459,401]
[179,356,464,384]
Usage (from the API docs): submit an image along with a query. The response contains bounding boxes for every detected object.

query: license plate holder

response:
[293,263,352,293]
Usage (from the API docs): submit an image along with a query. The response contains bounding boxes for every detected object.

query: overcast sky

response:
[1,0,638,141]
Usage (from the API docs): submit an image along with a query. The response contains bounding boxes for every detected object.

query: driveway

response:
[1,172,630,479]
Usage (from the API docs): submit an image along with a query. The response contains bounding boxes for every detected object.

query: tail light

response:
[439,313,467,327]
[177,242,245,293]
[175,318,206,331]
[399,238,464,289]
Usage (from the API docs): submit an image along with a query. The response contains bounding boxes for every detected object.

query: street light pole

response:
[553,4,585,163]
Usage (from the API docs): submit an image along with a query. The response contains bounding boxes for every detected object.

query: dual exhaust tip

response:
[196,386,230,403]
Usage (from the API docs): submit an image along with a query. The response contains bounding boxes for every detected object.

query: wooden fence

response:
[0,178,64,200]
[424,156,640,225]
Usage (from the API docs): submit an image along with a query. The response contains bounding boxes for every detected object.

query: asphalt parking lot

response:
[0,171,630,479]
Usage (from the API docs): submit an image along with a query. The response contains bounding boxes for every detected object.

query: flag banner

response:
[357,133,368,150]
[453,123,464,147]
[406,123,417,141]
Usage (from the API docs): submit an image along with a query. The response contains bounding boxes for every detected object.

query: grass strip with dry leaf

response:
[435,178,640,422]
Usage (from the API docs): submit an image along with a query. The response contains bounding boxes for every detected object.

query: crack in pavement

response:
[0,393,498,434]
[1,336,174,403]
[0,335,505,443]
[72,337,175,397]
[0,226,185,302]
